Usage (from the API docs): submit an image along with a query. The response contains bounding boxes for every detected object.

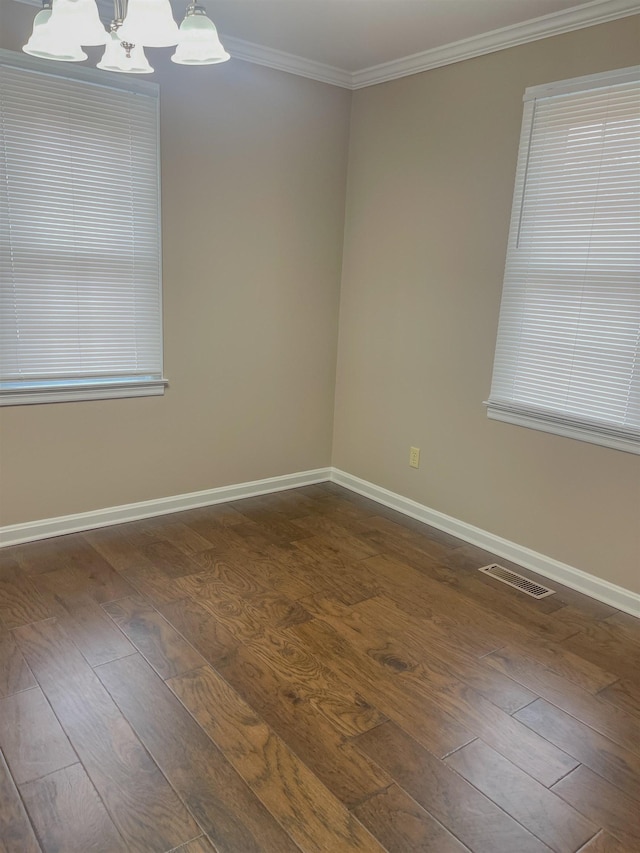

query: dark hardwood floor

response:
[1,482,639,852]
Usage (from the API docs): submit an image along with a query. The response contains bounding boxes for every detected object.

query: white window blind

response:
[0,50,166,405]
[486,66,640,455]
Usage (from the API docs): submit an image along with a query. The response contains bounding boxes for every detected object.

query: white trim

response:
[350,0,640,89]
[524,63,640,99]
[12,0,640,89]
[222,36,353,89]
[2,463,637,617]
[0,468,331,546]
[486,407,640,456]
[0,380,168,406]
[330,469,640,618]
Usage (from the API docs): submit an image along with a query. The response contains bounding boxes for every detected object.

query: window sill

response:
[0,379,168,406]
[485,404,640,456]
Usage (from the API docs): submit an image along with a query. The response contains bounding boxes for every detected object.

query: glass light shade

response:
[119,0,179,47]
[97,30,154,73]
[45,0,108,46]
[23,8,88,61]
[23,7,53,55]
[171,8,229,65]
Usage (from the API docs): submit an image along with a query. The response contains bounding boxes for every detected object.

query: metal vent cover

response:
[478,564,556,599]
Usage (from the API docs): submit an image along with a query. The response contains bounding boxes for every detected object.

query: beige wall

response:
[1,2,638,596]
[0,0,350,525]
[333,16,640,594]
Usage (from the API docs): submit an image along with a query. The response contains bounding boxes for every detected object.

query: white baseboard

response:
[0,468,332,547]
[2,463,637,617]
[330,468,640,618]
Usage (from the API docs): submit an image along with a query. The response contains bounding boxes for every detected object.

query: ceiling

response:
[19,0,640,87]
[204,0,637,72]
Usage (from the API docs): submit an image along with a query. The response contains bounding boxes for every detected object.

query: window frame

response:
[0,48,167,406]
[486,65,640,455]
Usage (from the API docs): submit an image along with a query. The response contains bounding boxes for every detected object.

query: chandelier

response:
[23,0,230,72]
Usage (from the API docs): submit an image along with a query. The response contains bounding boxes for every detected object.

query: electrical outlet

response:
[409,446,420,468]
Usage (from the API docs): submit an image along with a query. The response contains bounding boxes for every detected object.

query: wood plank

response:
[177,572,310,640]
[562,623,640,682]
[490,635,618,693]
[0,629,36,697]
[49,595,134,667]
[170,839,218,853]
[0,561,61,629]
[179,553,267,597]
[309,591,536,713]
[229,519,303,552]
[354,721,550,853]
[291,617,477,759]
[443,547,566,615]
[14,620,199,852]
[298,599,576,786]
[361,508,466,546]
[514,698,640,797]
[360,515,456,564]
[354,590,500,657]
[33,557,136,606]
[551,765,640,850]
[442,543,618,618]
[260,542,372,604]
[139,540,203,579]
[485,647,640,754]
[239,620,387,738]
[120,557,186,606]
[292,538,380,604]
[214,641,391,807]
[603,611,640,639]
[96,653,301,853]
[372,555,622,686]
[156,597,239,667]
[232,551,315,601]
[169,664,385,852]
[429,680,578,786]
[182,520,258,555]
[83,527,163,572]
[7,534,106,577]
[545,605,621,635]
[187,547,314,605]
[103,595,206,679]
[292,515,380,560]
[19,763,126,852]
[558,607,640,644]
[178,507,248,549]
[352,784,470,853]
[598,677,640,720]
[577,831,635,853]
[178,557,313,633]
[367,528,572,623]
[228,490,320,521]
[153,521,215,557]
[228,512,310,547]
[445,738,597,852]
[2,485,639,852]
[362,553,576,650]
[0,750,40,853]
[0,688,76,784]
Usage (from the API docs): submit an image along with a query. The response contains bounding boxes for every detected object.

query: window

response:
[0,49,166,405]
[486,66,640,455]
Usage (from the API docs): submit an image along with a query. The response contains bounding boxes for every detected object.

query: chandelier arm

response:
[113,0,127,26]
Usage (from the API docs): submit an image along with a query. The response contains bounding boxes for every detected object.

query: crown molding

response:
[220,36,352,89]
[351,0,640,89]
[11,0,640,90]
